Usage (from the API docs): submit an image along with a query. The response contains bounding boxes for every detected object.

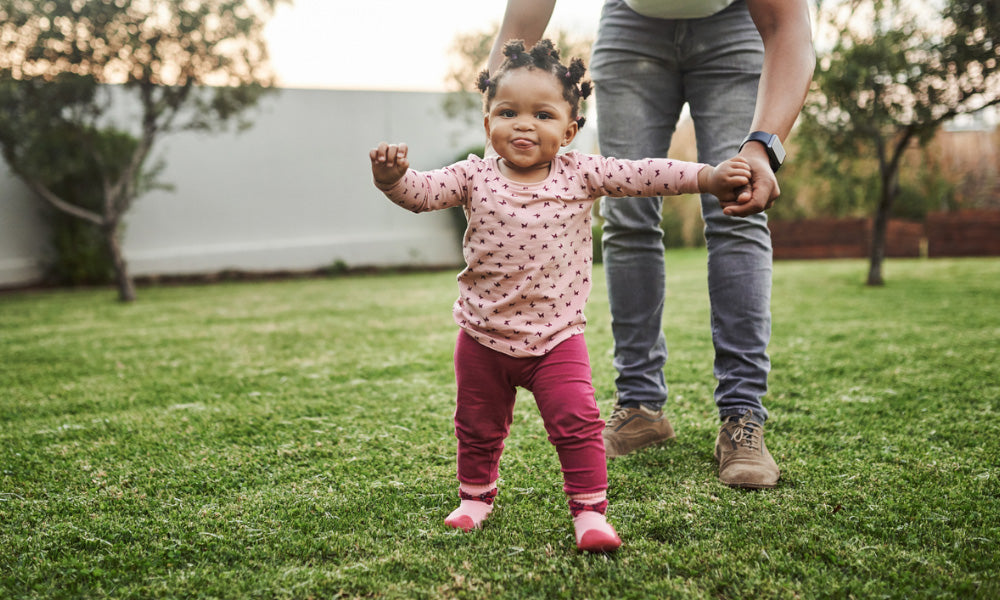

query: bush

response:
[33,126,139,286]
[592,223,603,264]
[47,211,111,285]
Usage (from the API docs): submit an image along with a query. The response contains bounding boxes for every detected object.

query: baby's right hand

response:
[370,142,409,187]
[706,156,751,205]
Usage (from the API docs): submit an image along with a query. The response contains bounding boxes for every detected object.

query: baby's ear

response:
[561,120,579,147]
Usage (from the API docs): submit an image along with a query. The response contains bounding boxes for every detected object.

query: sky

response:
[263,0,606,91]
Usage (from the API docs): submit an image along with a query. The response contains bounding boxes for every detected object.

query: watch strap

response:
[739,131,784,173]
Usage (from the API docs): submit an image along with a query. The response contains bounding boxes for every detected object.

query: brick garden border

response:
[767,210,999,259]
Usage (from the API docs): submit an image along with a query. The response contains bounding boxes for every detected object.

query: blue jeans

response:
[591,0,771,421]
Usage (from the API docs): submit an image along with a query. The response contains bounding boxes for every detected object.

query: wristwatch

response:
[739,131,785,173]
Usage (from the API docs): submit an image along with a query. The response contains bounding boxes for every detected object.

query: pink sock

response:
[444,482,497,532]
[569,492,622,553]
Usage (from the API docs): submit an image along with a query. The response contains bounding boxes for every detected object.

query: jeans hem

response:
[718,407,767,424]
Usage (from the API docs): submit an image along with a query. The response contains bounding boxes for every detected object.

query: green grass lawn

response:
[2,250,998,599]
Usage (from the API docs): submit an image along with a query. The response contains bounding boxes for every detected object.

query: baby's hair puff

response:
[477,39,593,128]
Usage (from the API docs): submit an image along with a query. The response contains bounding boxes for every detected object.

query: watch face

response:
[769,134,786,166]
[741,131,785,172]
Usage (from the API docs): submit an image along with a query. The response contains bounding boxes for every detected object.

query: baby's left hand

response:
[706,156,752,204]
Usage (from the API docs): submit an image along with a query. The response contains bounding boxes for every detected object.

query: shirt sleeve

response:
[581,155,706,198]
[377,160,471,213]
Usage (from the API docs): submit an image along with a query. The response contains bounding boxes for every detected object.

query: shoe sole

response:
[720,479,778,490]
[713,447,779,489]
[445,514,487,532]
[577,530,622,553]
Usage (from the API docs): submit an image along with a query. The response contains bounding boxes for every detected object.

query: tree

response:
[800,0,1000,285]
[0,0,289,301]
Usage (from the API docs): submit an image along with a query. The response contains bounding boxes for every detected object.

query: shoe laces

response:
[605,404,632,428]
[726,414,762,452]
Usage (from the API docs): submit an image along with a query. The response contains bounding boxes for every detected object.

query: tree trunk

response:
[867,198,888,286]
[867,130,911,287]
[867,167,899,286]
[104,222,135,302]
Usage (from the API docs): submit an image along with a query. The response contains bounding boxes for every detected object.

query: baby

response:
[370,39,750,552]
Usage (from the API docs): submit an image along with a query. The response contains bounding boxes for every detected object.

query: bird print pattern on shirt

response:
[378,150,705,357]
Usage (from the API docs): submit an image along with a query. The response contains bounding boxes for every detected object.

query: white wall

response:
[0,87,482,288]
[0,169,48,286]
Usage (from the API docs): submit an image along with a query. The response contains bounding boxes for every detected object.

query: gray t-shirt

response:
[624,0,735,18]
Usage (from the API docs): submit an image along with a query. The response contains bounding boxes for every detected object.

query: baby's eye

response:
[537,112,552,120]
[499,109,516,118]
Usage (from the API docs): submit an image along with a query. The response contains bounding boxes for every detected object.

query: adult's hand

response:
[720,151,779,217]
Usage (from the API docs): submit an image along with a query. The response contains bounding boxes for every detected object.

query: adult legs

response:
[591,3,779,483]
[590,3,690,458]
[594,0,773,421]
[684,2,781,487]
[683,2,772,422]
[592,38,686,410]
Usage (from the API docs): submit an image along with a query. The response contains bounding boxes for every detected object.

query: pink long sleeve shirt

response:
[378,150,706,357]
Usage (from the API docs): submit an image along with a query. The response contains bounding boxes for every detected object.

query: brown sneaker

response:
[714,414,780,489]
[602,403,675,458]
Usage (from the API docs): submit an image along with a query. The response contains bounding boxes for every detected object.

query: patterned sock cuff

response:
[459,486,498,505]
[568,498,609,517]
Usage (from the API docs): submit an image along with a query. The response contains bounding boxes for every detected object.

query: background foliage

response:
[792,0,1000,284]
[0,0,288,300]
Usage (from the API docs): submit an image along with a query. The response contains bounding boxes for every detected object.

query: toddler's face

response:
[484,68,578,182]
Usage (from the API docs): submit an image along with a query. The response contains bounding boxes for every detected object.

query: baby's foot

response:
[569,495,622,553]
[444,485,497,532]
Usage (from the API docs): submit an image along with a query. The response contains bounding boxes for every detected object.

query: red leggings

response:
[453,330,608,495]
